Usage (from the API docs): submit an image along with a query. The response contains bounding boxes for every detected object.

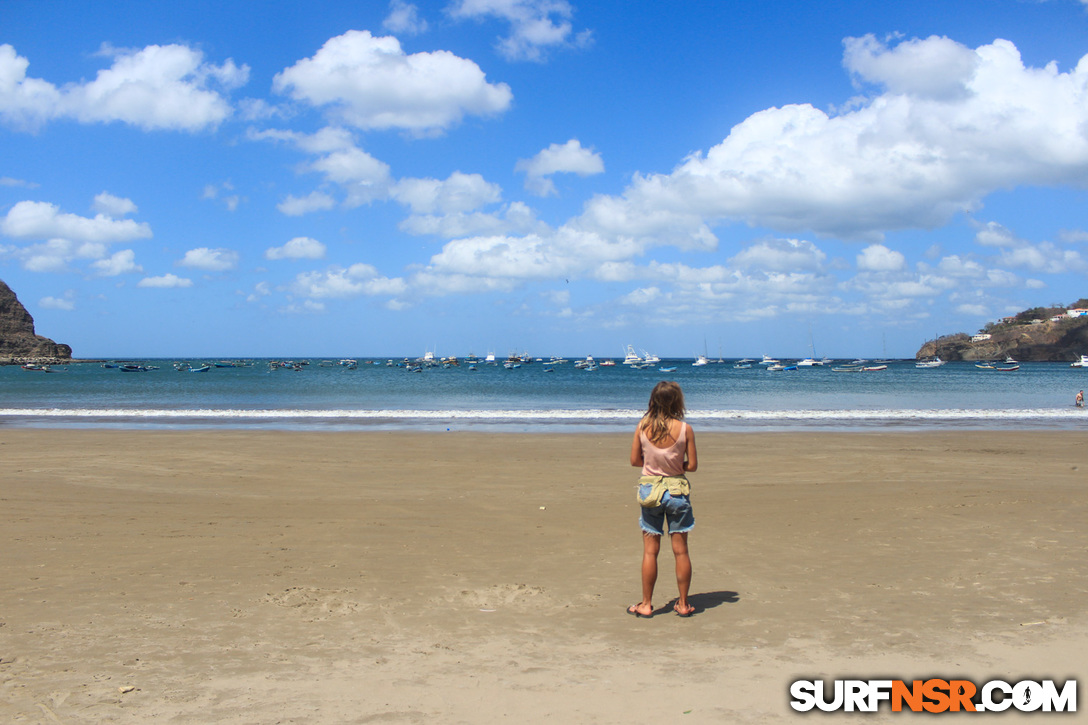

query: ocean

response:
[2,356,1086,432]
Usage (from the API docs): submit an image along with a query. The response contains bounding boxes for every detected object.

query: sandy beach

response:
[1,429,1085,723]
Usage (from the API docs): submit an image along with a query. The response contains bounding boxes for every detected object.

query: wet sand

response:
[1,430,1085,723]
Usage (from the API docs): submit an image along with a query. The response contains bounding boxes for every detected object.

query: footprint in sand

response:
[262,587,360,618]
[453,583,547,610]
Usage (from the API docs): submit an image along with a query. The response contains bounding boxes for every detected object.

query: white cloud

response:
[844,34,979,100]
[857,244,906,272]
[138,273,193,288]
[251,127,395,208]
[998,241,1087,273]
[730,238,827,272]
[309,146,393,207]
[39,292,75,310]
[246,280,272,303]
[447,0,593,62]
[1,200,151,243]
[0,43,247,132]
[516,139,604,196]
[201,181,242,211]
[265,236,327,260]
[620,286,664,306]
[6,237,107,272]
[179,247,239,271]
[975,221,1018,247]
[575,36,1088,242]
[91,249,142,276]
[392,171,502,214]
[272,30,512,133]
[423,226,640,284]
[935,254,985,277]
[399,201,546,237]
[0,176,38,188]
[1059,228,1088,244]
[384,0,428,35]
[291,264,407,299]
[277,190,336,216]
[956,303,989,316]
[92,192,137,218]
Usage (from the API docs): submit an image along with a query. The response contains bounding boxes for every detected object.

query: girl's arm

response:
[630,427,644,467]
[683,423,698,472]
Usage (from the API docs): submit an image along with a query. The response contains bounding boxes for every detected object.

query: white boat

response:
[692,354,709,367]
[797,331,825,366]
[599,359,616,366]
[484,352,497,365]
[915,357,945,368]
[642,350,661,365]
[759,355,780,366]
[1071,355,1088,368]
[622,346,643,365]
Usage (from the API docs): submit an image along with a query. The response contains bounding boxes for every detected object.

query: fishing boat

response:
[622,346,643,365]
[659,366,678,373]
[188,364,211,373]
[1071,355,1088,368]
[915,357,945,368]
[978,362,1019,371]
[692,354,709,367]
[759,355,780,366]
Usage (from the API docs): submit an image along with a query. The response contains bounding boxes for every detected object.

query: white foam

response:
[0,407,1079,422]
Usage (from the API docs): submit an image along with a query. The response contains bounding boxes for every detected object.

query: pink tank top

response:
[640,423,686,477]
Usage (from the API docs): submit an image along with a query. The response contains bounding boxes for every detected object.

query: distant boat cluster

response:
[70,348,1088,376]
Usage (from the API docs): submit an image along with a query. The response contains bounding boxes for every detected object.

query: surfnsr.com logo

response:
[790,678,1077,713]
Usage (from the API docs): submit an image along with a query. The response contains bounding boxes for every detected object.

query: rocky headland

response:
[916,303,1088,362]
[0,279,72,364]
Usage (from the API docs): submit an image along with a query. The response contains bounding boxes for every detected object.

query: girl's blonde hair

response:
[640,381,686,444]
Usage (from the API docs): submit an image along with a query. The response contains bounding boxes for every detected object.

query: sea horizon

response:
[3,357,1086,433]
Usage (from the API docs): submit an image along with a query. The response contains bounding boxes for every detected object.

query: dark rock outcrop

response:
[0,279,72,361]
[916,317,1088,362]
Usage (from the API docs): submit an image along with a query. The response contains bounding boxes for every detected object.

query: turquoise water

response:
[1,358,1084,431]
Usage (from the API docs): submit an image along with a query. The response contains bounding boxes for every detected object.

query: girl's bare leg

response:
[633,532,661,615]
[671,532,693,615]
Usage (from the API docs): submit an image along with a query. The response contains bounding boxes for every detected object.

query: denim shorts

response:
[639,489,695,536]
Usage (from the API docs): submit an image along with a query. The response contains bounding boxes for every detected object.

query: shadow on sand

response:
[668,590,739,616]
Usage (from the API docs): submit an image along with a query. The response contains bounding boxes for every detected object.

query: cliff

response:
[0,279,72,361]
[916,316,1088,362]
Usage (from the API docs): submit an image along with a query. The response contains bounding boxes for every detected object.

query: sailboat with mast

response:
[796,328,827,366]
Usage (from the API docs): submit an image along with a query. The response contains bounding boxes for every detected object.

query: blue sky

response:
[2,0,1088,359]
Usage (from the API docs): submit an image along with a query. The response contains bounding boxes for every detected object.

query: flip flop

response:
[626,604,653,618]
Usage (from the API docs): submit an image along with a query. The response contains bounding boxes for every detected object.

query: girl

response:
[628,380,698,618]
